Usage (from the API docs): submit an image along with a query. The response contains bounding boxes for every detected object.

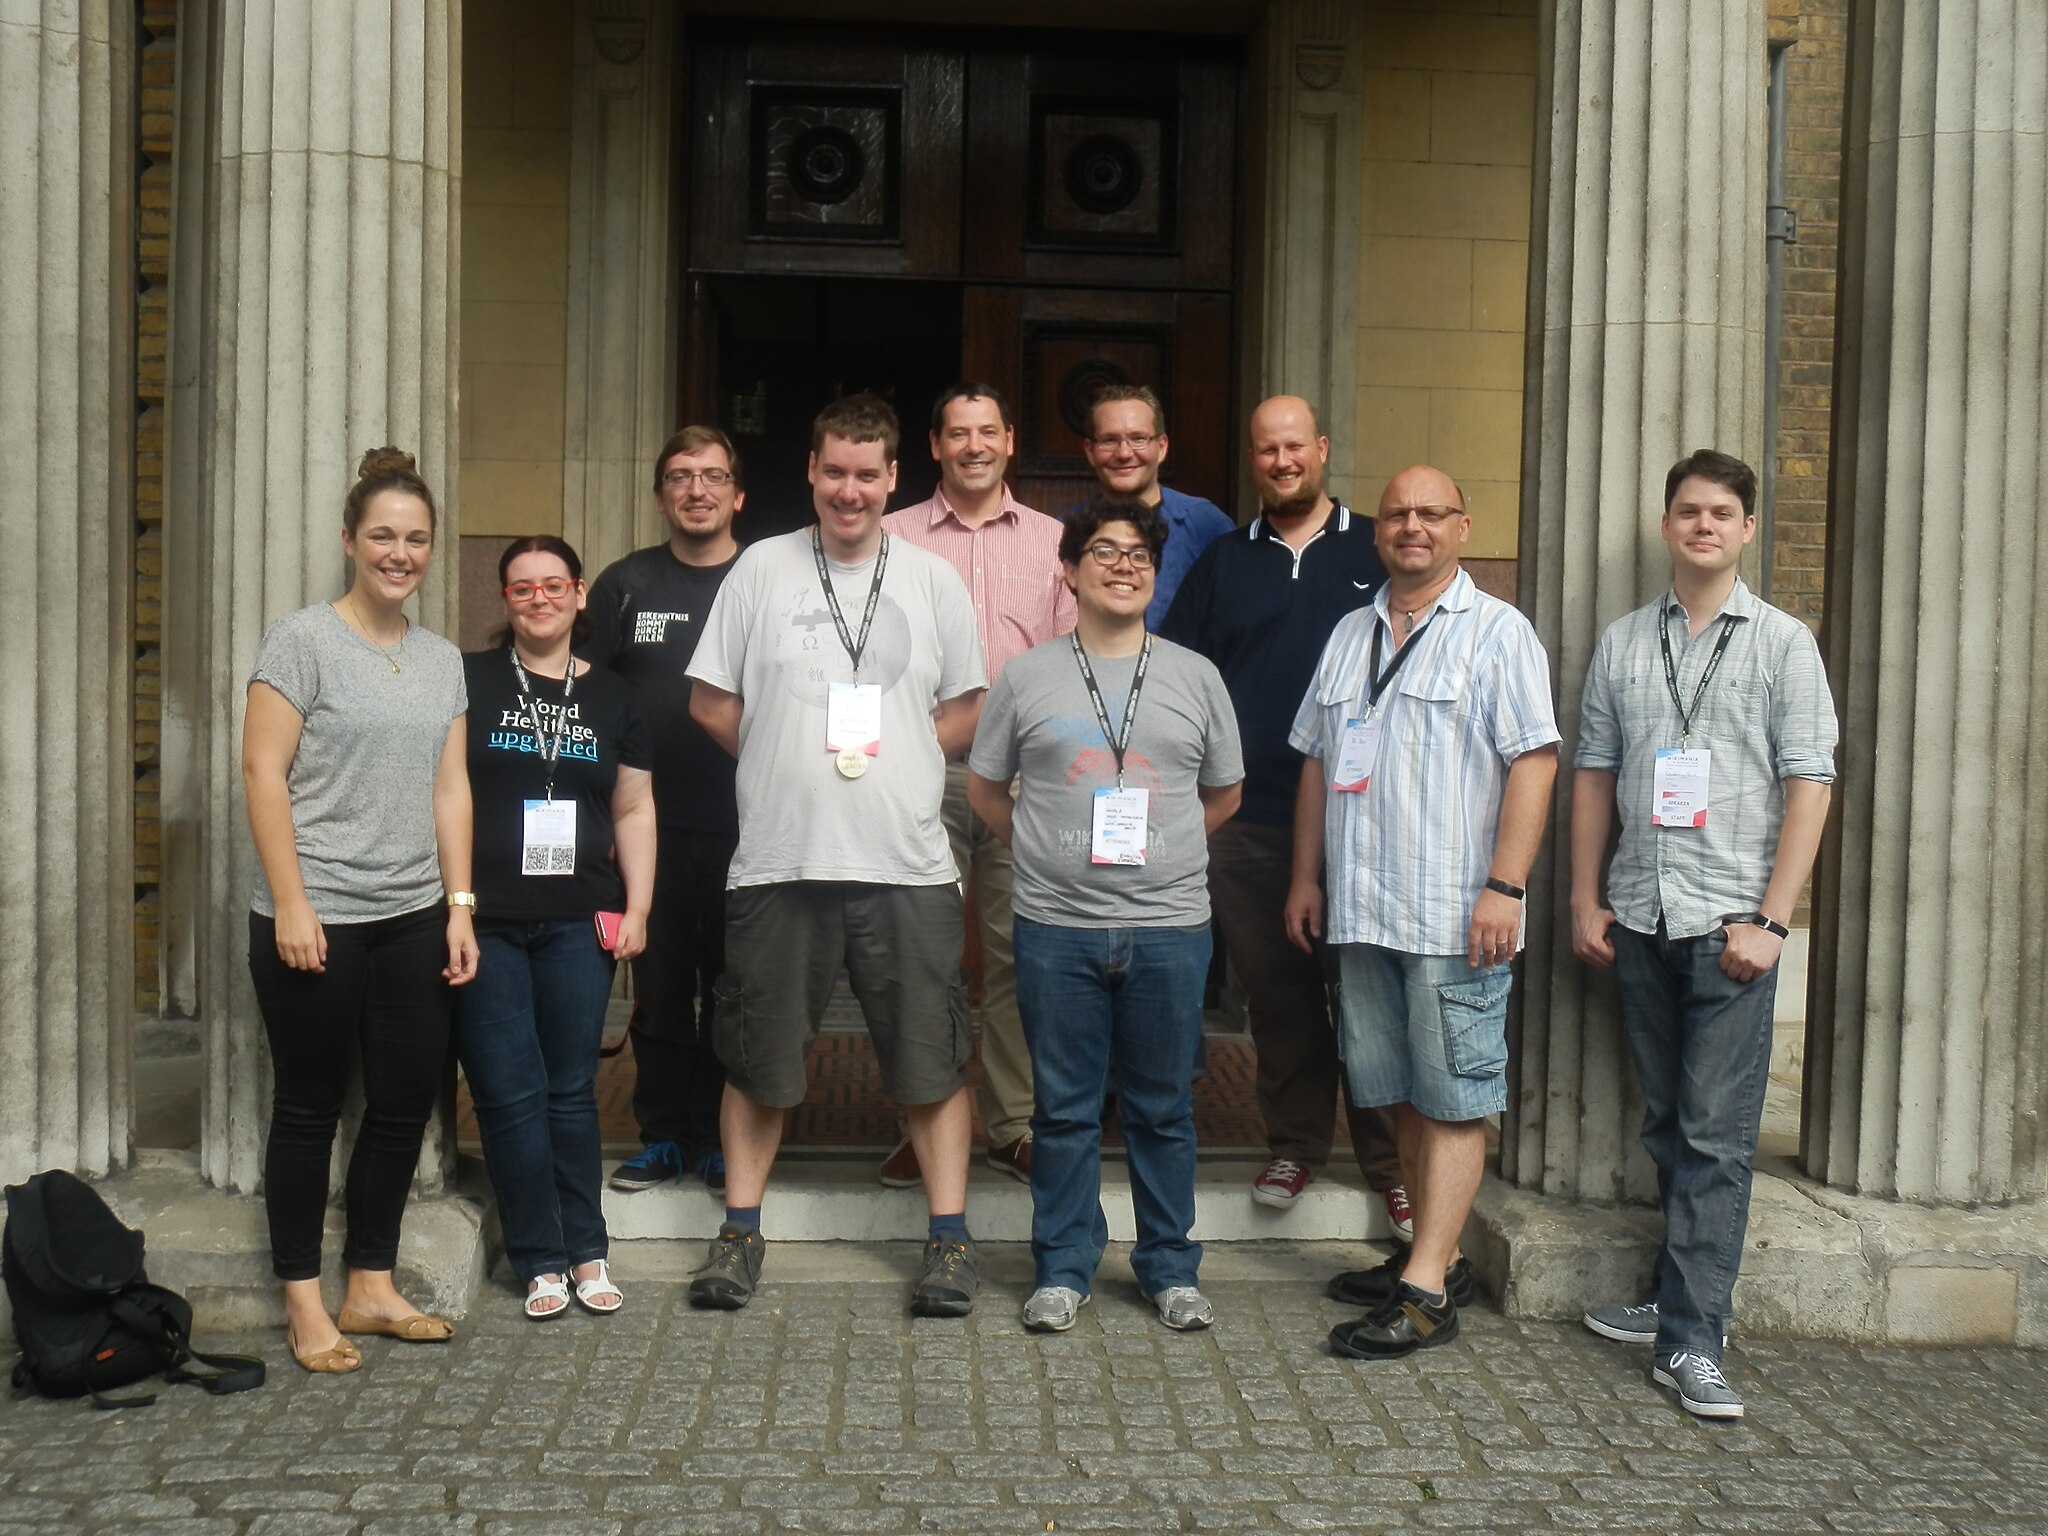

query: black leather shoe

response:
[1328,1281,1460,1359]
[1326,1248,1476,1309]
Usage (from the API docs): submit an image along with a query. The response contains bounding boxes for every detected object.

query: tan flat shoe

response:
[287,1325,362,1374]
[336,1305,455,1342]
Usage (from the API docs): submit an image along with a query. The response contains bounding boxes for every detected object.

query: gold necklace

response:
[1398,575,1455,637]
[346,594,406,673]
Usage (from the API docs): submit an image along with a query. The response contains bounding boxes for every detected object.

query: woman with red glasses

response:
[455,535,655,1320]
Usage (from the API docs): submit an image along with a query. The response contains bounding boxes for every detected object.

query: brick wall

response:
[1768,0,1847,631]
[134,0,175,1012]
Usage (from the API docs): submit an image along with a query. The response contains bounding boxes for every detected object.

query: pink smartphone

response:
[594,911,624,952]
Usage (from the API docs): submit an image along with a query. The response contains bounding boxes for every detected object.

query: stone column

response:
[1506,0,1768,1200]
[0,0,137,1187]
[1256,0,1362,509]
[1806,0,2048,1203]
[186,0,461,1193]
[561,0,676,580]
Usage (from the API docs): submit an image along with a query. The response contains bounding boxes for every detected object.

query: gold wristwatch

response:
[446,891,479,913]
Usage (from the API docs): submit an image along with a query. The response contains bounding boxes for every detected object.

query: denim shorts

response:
[1334,944,1511,1122]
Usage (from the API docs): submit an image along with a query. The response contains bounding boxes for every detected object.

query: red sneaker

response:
[878,1138,921,1189]
[1382,1184,1415,1241]
[985,1133,1032,1184]
[1251,1158,1312,1208]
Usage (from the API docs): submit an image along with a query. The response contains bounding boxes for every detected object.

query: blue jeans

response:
[1612,921,1778,1357]
[453,919,615,1283]
[1013,918,1210,1296]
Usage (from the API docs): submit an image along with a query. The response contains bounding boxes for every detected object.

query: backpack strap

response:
[79,1315,160,1411]
[108,1294,265,1397]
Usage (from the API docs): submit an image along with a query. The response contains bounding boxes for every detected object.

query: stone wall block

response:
[1508,0,1768,1202]
[1808,0,2048,1204]
[0,0,135,1186]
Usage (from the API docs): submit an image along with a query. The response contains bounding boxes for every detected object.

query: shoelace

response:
[636,1139,681,1166]
[1263,1159,1305,1181]
[1674,1352,1729,1389]
[930,1241,969,1279]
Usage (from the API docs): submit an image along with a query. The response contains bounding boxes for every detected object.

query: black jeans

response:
[248,904,452,1281]
[627,827,735,1157]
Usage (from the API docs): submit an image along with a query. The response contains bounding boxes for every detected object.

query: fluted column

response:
[1507,0,1768,1200]
[0,1,137,1187]
[188,0,461,1192]
[1258,0,1362,510]
[1806,0,2047,1203]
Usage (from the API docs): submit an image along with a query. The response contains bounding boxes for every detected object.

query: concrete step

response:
[603,1155,1398,1245]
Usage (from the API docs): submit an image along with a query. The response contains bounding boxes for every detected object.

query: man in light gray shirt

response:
[969,496,1243,1335]
[1571,449,1837,1422]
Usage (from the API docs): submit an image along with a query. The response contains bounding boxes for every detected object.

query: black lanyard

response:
[1072,632,1151,790]
[1659,610,1739,743]
[1361,614,1435,715]
[508,647,578,800]
[812,529,890,677]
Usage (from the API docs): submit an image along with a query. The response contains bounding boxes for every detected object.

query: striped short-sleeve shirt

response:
[1289,570,1561,956]
[1575,580,1837,939]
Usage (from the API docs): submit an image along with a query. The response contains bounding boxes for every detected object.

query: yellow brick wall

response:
[460,0,573,539]
[1353,0,1538,559]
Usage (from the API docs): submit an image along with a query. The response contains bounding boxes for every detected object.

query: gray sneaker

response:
[910,1236,978,1317]
[1654,1350,1744,1419]
[687,1223,764,1310]
[1021,1285,1087,1332]
[1584,1299,1660,1344]
[1148,1285,1215,1331]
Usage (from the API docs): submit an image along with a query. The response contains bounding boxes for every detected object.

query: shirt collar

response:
[925,484,1022,529]
[1372,566,1476,622]
[1661,577,1758,626]
[1249,498,1349,542]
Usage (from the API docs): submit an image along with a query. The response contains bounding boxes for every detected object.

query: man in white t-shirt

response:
[684,393,988,1316]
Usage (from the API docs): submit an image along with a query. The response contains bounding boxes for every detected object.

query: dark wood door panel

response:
[963,286,1233,516]
[964,39,1238,292]
[688,25,964,277]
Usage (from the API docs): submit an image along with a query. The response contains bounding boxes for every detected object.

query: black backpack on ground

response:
[3,1169,265,1409]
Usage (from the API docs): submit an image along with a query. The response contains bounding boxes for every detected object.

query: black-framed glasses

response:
[1375,505,1463,529]
[1086,542,1155,570]
[661,468,734,488]
[505,577,578,601]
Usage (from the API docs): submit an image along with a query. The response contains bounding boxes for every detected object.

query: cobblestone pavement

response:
[3,1243,2044,1536]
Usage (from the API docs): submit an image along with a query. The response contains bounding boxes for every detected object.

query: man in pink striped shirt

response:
[880,384,1076,1186]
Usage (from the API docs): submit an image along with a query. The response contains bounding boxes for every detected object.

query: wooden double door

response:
[679,21,1243,529]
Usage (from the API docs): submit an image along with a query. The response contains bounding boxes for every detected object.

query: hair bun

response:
[356,445,417,479]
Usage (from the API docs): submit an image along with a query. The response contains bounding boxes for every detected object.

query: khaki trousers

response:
[943,761,1032,1146]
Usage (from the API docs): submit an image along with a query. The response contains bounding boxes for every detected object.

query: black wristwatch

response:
[1484,877,1526,901]
[1722,911,1789,938]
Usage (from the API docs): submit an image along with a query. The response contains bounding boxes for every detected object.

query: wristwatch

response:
[446,891,479,913]
[1484,877,1526,901]
[1722,911,1788,938]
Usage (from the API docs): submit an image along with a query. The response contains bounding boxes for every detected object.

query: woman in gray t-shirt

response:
[242,448,476,1375]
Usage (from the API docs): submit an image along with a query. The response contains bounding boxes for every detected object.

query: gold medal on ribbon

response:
[835,747,869,780]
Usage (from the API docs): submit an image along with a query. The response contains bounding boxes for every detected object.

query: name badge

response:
[1652,748,1711,827]
[826,681,882,757]
[1090,787,1149,866]
[1333,716,1382,793]
[522,798,577,875]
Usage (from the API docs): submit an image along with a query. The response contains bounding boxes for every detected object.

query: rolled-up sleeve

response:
[1769,623,1838,783]
[1574,629,1623,773]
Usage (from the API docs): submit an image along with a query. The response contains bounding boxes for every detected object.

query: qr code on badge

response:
[523,844,576,874]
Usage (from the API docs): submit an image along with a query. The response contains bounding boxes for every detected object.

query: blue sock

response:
[724,1205,761,1233]
[928,1212,969,1242]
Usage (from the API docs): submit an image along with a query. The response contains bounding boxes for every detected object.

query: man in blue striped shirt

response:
[1286,464,1560,1361]
[1570,449,1836,1421]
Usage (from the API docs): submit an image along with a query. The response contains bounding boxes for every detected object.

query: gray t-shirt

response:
[969,634,1243,928]
[688,529,987,889]
[247,603,467,922]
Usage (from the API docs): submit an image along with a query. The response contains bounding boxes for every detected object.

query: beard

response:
[1260,479,1322,519]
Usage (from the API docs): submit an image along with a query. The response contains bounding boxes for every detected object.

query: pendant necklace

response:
[346,594,407,673]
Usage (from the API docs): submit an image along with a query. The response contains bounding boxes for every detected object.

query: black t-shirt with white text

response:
[586,544,740,835]
[463,649,652,922]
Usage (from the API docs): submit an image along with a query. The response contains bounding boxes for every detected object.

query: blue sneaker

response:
[610,1140,684,1192]
[694,1150,727,1195]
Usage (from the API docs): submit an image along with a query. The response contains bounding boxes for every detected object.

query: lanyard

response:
[1360,613,1435,716]
[1072,632,1151,790]
[812,529,890,677]
[1659,611,1739,743]
[509,647,577,800]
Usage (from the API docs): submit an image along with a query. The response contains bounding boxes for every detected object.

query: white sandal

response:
[573,1260,623,1315]
[524,1274,570,1320]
